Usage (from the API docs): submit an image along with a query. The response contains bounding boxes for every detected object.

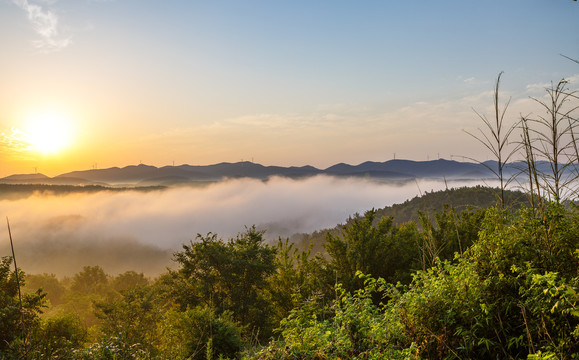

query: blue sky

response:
[0,0,578,175]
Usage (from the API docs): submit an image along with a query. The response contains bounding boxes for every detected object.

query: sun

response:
[23,111,74,155]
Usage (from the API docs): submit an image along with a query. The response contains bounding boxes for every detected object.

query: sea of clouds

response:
[0,176,495,276]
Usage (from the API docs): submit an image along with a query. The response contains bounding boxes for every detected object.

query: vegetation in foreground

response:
[1,187,578,359]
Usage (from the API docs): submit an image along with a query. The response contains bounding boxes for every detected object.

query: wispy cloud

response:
[525,80,552,94]
[566,74,579,85]
[11,0,71,51]
[0,128,33,155]
[456,75,489,86]
[525,75,579,97]
[463,77,475,84]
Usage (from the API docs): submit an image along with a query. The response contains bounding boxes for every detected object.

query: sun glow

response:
[24,111,74,155]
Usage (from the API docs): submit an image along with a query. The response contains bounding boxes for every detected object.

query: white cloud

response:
[0,176,494,276]
[11,0,71,51]
[565,74,579,85]
[523,76,579,108]
[525,81,552,94]
[463,77,475,84]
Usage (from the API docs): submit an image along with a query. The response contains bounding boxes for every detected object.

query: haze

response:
[0,176,495,276]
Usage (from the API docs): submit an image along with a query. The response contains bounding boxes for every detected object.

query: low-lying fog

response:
[0,176,494,277]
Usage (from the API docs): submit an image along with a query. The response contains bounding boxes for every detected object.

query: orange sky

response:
[1,1,578,177]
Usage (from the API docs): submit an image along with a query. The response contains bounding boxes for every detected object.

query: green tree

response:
[171,226,277,338]
[93,285,162,357]
[265,239,331,323]
[71,265,109,295]
[62,265,111,329]
[0,256,45,357]
[24,273,65,306]
[324,210,419,291]
[111,271,149,293]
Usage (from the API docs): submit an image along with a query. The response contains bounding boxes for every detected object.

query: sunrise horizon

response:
[2,1,578,180]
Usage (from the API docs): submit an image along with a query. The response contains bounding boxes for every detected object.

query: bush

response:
[250,272,417,360]
[390,203,579,358]
[28,313,88,359]
[158,305,243,360]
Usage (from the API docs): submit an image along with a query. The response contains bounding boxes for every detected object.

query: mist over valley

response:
[0,167,497,277]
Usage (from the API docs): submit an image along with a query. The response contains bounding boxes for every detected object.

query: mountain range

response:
[0,159,560,187]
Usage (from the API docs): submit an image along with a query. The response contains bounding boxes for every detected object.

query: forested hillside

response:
[373,185,528,224]
[293,185,528,255]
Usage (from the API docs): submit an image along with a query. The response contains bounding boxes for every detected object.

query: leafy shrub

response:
[390,203,579,359]
[389,259,485,358]
[514,264,579,357]
[158,305,243,360]
[325,210,420,291]
[250,272,418,360]
[94,285,162,357]
[28,313,88,359]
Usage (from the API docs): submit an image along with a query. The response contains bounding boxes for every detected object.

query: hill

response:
[373,185,528,225]
[1,159,506,186]
[292,186,529,254]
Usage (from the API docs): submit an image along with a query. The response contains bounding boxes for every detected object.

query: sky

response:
[0,0,578,177]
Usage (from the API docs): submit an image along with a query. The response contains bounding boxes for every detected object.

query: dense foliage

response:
[251,203,579,359]
[0,256,45,357]
[293,185,526,255]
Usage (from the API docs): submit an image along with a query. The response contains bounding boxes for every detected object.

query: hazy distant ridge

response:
[1,159,518,186]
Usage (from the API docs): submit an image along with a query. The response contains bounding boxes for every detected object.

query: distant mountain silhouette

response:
[1,173,50,181]
[0,159,529,186]
[53,162,324,185]
[324,159,490,179]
